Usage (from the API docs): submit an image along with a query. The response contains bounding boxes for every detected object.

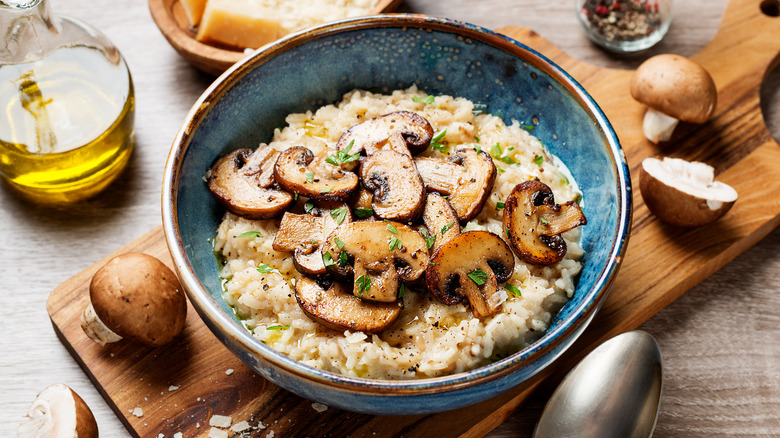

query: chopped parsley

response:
[506,228,512,239]
[399,283,406,298]
[501,156,517,165]
[533,155,544,166]
[266,325,290,330]
[237,231,262,238]
[573,194,582,205]
[355,275,371,294]
[412,95,435,105]
[334,237,346,249]
[319,186,333,194]
[304,201,315,213]
[330,207,348,225]
[420,228,435,250]
[256,263,274,274]
[440,222,455,235]
[431,129,447,153]
[474,144,482,154]
[495,201,506,210]
[540,217,550,225]
[467,269,488,286]
[521,123,535,131]
[353,208,373,218]
[490,142,502,158]
[388,236,403,251]
[472,103,488,116]
[323,252,335,268]
[338,251,349,267]
[386,223,399,234]
[305,172,314,184]
[325,140,360,166]
[504,284,522,297]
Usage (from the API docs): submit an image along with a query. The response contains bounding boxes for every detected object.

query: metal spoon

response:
[533,330,663,438]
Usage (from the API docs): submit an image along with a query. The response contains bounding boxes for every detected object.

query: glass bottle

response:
[0,0,134,203]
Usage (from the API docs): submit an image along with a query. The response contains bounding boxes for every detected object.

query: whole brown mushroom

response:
[17,384,98,438]
[81,252,187,347]
[630,54,717,143]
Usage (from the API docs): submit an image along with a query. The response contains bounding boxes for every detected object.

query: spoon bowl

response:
[534,330,663,438]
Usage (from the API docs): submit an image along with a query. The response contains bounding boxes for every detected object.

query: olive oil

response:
[0,46,134,202]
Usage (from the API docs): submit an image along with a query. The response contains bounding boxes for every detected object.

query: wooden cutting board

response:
[47,0,780,436]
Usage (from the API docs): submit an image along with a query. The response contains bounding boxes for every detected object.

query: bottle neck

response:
[1,0,62,64]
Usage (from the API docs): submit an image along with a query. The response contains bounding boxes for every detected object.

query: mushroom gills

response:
[17,384,98,438]
[207,146,294,219]
[295,277,403,333]
[415,148,496,222]
[425,231,515,318]
[503,179,586,265]
[273,145,359,201]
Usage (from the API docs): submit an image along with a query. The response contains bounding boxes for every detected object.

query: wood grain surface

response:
[2,0,779,436]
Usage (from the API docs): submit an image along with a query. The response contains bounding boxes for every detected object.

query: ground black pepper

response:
[580,0,663,42]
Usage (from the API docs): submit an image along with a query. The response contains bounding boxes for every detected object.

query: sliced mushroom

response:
[425,231,515,318]
[274,146,359,201]
[322,221,428,302]
[630,54,717,143]
[503,179,586,265]
[350,186,375,220]
[359,149,426,222]
[272,204,352,275]
[415,148,497,222]
[640,157,737,226]
[335,111,434,168]
[295,277,403,333]
[207,146,294,219]
[17,384,98,438]
[421,192,460,252]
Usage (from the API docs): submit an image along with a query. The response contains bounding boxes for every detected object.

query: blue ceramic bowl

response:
[162,14,631,415]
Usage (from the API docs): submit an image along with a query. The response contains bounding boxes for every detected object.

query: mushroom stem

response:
[80,303,123,345]
[642,108,679,144]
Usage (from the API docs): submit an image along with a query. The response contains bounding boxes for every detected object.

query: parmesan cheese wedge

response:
[195,0,280,49]
[180,0,207,26]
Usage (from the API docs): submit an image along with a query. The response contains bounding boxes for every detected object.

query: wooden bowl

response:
[148,0,404,75]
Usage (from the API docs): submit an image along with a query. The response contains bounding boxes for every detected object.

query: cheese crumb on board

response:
[209,428,229,438]
[186,0,377,49]
[231,421,251,432]
[311,402,328,413]
[209,414,233,428]
[131,407,144,417]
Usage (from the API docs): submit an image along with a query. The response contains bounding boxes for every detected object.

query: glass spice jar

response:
[576,0,673,53]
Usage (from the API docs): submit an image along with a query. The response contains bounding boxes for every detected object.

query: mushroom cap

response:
[503,179,586,266]
[89,252,187,347]
[630,54,717,124]
[207,147,294,219]
[640,157,737,227]
[273,146,359,201]
[425,230,515,317]
[295,277,403,333]
[17,384,98,438]
[336,110,434,159]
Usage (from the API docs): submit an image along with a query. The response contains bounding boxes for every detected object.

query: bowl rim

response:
[162,13,632,395]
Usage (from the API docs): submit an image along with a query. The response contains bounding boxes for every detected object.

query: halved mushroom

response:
[640,156,737,226]
[503,179,586,265]
[359,149,426,222]
[207,146,294,219]
[415,148,497,222]
[335,111,434,167]
[272,204,353,275]
[425,231,515,318]
[274,146,359,201]
[322,221,429,302]
[630,54,717,143]
[421,192,460,252]
[295,277,403,333]
[17,384,98,438]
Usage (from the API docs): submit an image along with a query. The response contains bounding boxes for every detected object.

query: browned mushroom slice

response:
[295,277,402,333]
[207,146,294,219]
[503,179,586,265]
[421,192,460,252]
[272,204,352,275]
[322,221,428,302]
[359,150,426,222]
[335,111,434,166]
[415,148,496,222]
[425,231,515,318]
[350,186,375,220]
[274,146,359,201]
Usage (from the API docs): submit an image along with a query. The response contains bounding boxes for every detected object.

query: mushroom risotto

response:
[211,86,585,379]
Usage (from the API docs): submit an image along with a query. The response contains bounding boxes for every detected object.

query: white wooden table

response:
[1,0,778,435]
